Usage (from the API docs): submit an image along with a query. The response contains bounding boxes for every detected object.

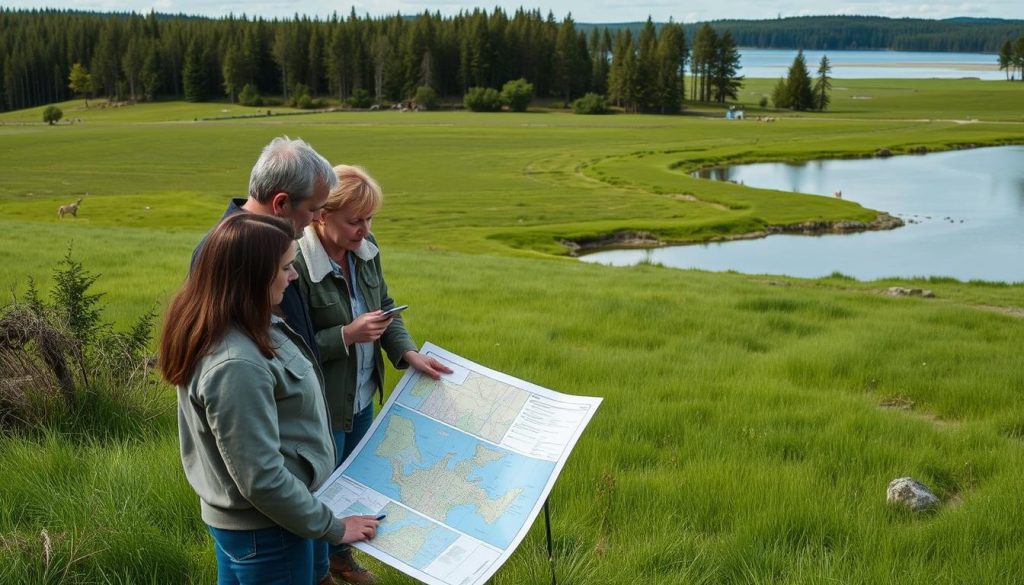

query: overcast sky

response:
[7,0,1024,22]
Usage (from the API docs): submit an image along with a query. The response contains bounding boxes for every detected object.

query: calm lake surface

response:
[739,48,1002,79]
[580,146,1024,283]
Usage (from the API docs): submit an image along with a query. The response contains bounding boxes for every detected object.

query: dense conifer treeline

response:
[0,8,708,113]
[677,16,1024,53]
[4,9,1019,113]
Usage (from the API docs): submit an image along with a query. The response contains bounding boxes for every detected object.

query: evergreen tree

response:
[784,49,814,110]
[122,37,145,101]
[554,16,587,104]
[1014,36,1024,81]
[771,76,789,109]
[222,42,246,102]
[371,34,392,104]
[998,40,1012,80]
[813,54,832,111]
[655,22,687,113]
[91,20,121,99]
[305,26,324,96]
[140,43,161,101]
[589,28,611,95]
[710,31,742,103]
[160,25,186,97]
[272,26,296,101]
[326,21,352,99]
[635,18,658,111]
[608,30,635,109]
[690,24,717,102]
[182,40,207,102]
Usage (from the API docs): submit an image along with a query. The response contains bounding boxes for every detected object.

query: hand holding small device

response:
[379,304,408,319]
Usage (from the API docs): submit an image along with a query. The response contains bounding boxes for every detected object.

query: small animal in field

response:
[833,190,843,199]
[58,197,83,218]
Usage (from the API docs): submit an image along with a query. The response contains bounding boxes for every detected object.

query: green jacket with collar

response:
[294,227,416,432]
[177,320,347,544]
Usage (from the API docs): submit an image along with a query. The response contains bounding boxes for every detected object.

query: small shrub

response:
[0,247,160,435]
[347,88,373,109]
[464,87,502,112]
[413,85,438,110]
[288,83,311,108]
[572,93,609,115]
[42,105,63,125]
[759,96,768,108]
[239,84,263,107]
[500,78,534,112]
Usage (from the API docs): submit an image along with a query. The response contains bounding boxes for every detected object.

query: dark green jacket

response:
[295,227,416,432]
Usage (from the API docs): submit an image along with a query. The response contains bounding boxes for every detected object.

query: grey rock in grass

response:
[887,477,939,511]
[886,287,935,298]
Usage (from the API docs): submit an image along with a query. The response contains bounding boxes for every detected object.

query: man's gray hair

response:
[248,136,337,204]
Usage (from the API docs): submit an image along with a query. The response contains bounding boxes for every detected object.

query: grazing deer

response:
[57,197,83,218]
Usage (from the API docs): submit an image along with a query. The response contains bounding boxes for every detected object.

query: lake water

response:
[579,146,1024,283]
[738,48,1003,79]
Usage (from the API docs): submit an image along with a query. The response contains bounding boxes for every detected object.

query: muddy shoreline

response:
[562,212,904,257]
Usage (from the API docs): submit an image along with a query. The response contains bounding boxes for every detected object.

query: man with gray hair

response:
[192,136,335,357]
[191,136,338,584]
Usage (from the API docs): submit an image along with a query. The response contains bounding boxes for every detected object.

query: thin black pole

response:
[544,498,556,585]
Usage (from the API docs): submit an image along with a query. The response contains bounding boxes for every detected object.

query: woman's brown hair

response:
[159,214,294,386]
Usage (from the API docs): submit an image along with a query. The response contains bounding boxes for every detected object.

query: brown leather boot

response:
[330,549,377,585]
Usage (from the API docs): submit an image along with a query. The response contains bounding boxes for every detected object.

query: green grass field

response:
[1,78,1023,583]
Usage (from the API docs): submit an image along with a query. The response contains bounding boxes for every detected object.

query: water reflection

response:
[583,146,1024,283]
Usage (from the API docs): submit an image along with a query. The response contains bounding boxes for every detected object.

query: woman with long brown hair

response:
[160,213,378,584]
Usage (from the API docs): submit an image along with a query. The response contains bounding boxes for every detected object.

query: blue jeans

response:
[208,525,315,585]
[323,404,375,564]
[333,403,375,466]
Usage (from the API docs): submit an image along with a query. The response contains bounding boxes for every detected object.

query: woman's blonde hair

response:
[321,164,383,217]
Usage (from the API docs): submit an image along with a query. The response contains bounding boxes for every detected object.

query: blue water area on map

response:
[344,405,556,549]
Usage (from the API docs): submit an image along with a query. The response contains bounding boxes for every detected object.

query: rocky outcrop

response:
[887,477,939,511]
[564,213,903,256]
[767,212,904,235]
[559,231,661,256]
[885,287,935,298]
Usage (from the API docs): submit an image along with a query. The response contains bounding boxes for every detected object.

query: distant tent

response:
[725,108,745,120]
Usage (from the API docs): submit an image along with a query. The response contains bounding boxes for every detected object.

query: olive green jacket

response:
[177,319,347,544]
[295,227,416,432]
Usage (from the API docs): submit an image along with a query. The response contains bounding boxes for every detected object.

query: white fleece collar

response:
[298,225,378,284]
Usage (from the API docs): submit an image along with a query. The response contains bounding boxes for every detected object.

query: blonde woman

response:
[295,165,450,584]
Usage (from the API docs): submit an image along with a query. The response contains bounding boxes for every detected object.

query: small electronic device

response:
[379,305,408,318]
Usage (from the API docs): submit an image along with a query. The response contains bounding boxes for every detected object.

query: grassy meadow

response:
[1,77,1023,584]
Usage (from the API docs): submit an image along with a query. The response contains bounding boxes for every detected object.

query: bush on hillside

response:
[413,85,438,110]
[0,247,159,435]
[288,83,313,108]
[500,78,534,112]
[572,93,609,115]
[239,84,263,107]
[42,105,63,125]
[347,88,373,109]
[464,87,502,112]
